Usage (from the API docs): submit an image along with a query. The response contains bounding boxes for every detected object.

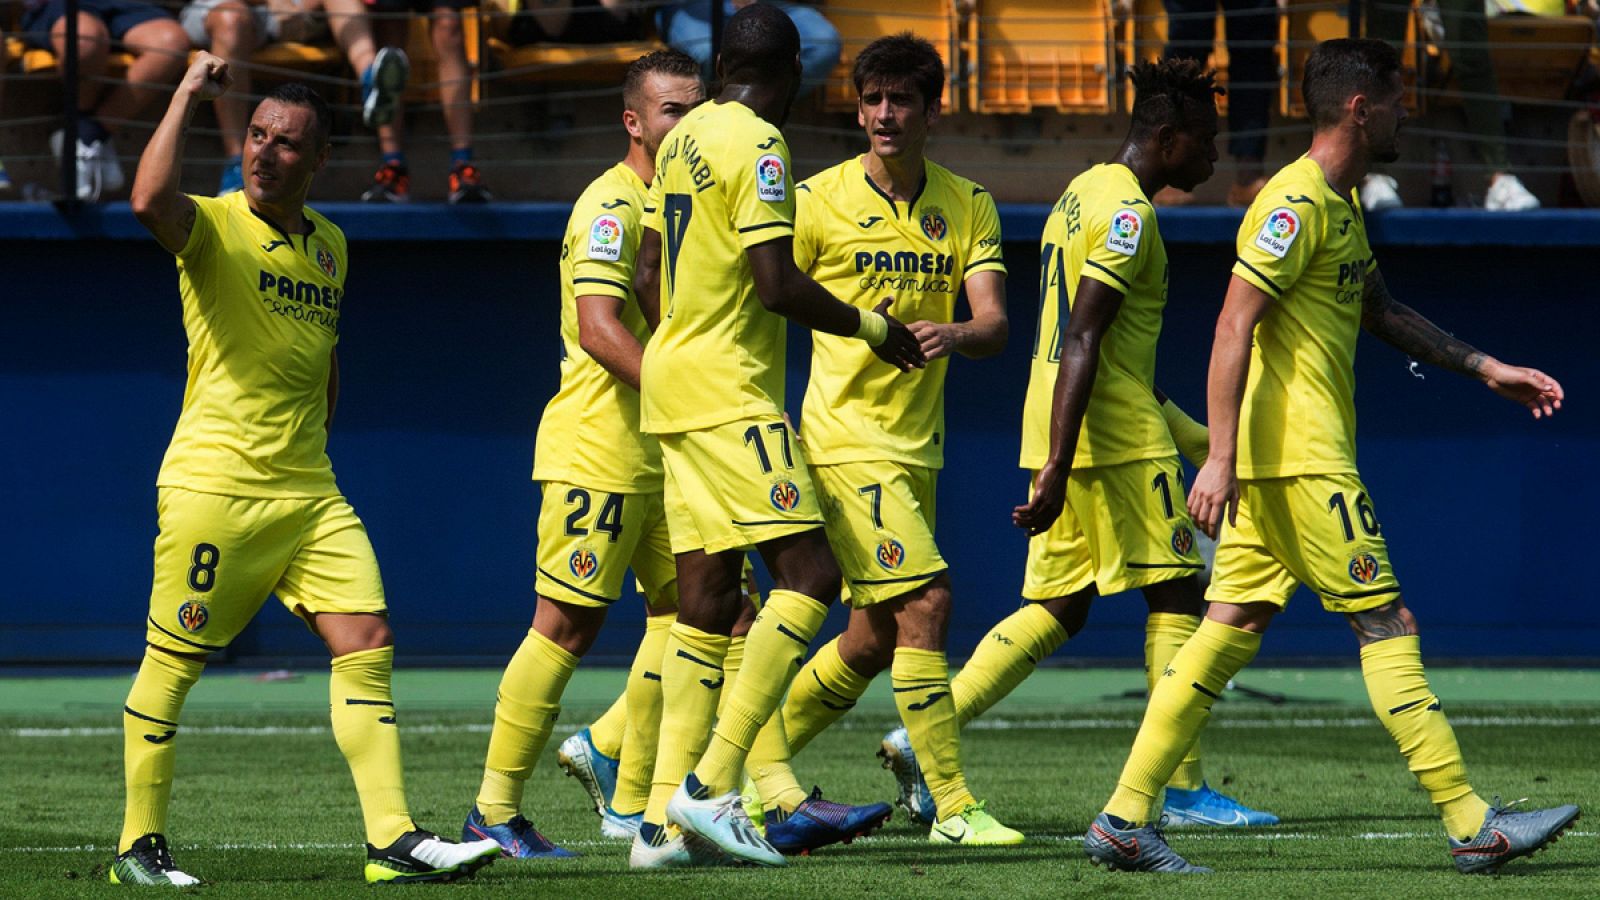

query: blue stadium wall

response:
[3,205,1596,665]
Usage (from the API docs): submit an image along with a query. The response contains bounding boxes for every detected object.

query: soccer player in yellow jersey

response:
[460,49,704,859]
[115,55,499,885]
[1085,39,1578,875]
[628,4,924,869]
[741,33,1021,847]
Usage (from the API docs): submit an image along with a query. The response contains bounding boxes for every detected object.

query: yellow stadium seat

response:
[1485,14,1594,102]
[971,0,1116,114]
[485,39,664,91]
[817,0,958,112]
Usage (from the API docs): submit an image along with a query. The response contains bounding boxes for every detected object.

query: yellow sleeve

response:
[1232,198,1322,299]
[1079,197,1152,294]
[728,125,795,249]
[963,187,1006,278]
[792,180,819,272]
[569,191,638,301]
[176,194,227,260]
[642,172,663,234]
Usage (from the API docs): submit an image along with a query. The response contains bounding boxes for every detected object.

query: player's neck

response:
[1306,127,1368,199]
[861,151,925,201]
[623,140,653,186]
[248,195,310,236]
[716,84,788,128]
[1108,142,1165,199]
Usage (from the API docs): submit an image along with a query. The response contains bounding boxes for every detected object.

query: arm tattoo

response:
[1346,601,1418,647]
[1361,269,1485,378]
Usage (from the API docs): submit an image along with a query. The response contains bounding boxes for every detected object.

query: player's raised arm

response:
[1360,268,1563,418]
[131,53,233,255]
[745,236,925,371]
[1012,276,1122,535]
[1187,275,1272,538]
[909,270,1009,361]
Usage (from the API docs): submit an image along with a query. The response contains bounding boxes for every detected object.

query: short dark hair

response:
[1302,38,1402,128]
[1127,57,1221,136]
[623,48,701,111]
[852,32,944,108]
[720,3,800,85]
[261,82,332,147]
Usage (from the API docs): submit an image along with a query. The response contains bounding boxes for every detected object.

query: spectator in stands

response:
[657,1,840,95]
[1158,0,1274,206]
[491,0,644,44]
[1363,0,1540,209]
[362,0,487,203]
[20,0,190,201]
[178,0,408,195]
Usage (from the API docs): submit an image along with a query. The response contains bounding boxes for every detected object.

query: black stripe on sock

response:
[124,706,179,728]
[675,649,721,671]
[643,671,662,682]
[775,623,809,647]
[345,698,395,707]
[1191,681,1221,700]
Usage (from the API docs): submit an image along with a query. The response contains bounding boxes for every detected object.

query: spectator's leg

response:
[1221,0,1274,201]
[204,2,258,160]
[1436,0,1511,176]
[771,1,841,96]
[430,6,471,159]
[96,17,189,135]
[1161,0,1214,65]
[372,13,410,160]
[325,0,379,74]
[50,13,112,122]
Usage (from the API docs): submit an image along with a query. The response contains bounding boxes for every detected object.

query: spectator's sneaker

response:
[764,787,892,856]
[1360,173,1403,210]
[109,833,202,886]
[557,727,619,815]
[1084,812,1211,873]
[217,159,244,196]
[627,829,731,869]
[462,806,577,859]
[1161,782,1280,828]
[1449,799,1580,874]
[365,828,499,884]
[877,726,935,826]
[929,800,1024,846]
[360,162,409,203]
[666,780,785,867]
[1485,173,1540,211]
[361,47,409,129]
[600,805,642,840]
[0,159,12,193]
[50,130,123,202]
[447,162,492,204]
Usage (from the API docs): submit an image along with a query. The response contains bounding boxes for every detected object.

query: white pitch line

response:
[13,714,1597,739]
[7,832,1594,854]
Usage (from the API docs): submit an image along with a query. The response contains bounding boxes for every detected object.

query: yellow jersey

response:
[157,191,345,498]
[532,162,662,493]
[1230,156,1372,478]
[640,100,795,434]
[796,157,1005,469]
[1020,163,1174,471]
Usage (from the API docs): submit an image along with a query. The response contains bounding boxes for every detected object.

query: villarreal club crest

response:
[770,479,801,513]
[876,537,906,571]
[1348,552,1381,585]
[569,547,599,581]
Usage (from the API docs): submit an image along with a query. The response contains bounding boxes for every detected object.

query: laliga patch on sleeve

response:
[1254,208,1301,259]
[755,153,787,203]
[587,214,624,261]
[1105,208,1143,256]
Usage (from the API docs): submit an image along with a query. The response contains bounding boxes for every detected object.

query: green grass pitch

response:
[2,667,1595,897]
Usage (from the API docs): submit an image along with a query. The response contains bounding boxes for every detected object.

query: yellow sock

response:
[953,602,1069,727]
[329,646,415,848]
[644,623,729,827]
[1105,619,1259,825]
[1361,636,1489,840]
[781,637,874,757]
[119,648,204,852]
[588,692,628,761]
[715,635,746,720]
[893,648,974,820]
[1145,613,1205,791]
[475,628,578,826]
[612,614,673,816]
[748,705,808,813]
[694,590,828,795]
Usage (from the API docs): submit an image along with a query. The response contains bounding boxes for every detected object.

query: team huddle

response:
[111,2,1576,886]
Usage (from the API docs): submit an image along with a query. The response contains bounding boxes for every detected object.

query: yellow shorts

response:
[658,415,826,555]
[1023,456,1204,600]
[146,488,386,654]
[535,482,678,610]
[1208,472,1402,613]
[813,461,946,607]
